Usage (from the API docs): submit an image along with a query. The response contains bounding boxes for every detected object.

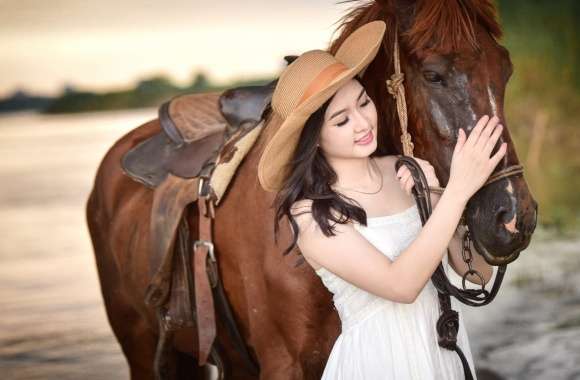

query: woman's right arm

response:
[293,189,466,304]
[293,114,506,304]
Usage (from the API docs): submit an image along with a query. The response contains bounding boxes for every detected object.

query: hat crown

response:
[271,50,341,119]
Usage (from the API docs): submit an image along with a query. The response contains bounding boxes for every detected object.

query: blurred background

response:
[0,0,578,379]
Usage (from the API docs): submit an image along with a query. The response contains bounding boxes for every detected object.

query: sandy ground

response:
[460,232,580,380]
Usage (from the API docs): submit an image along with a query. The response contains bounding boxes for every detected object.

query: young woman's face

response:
[319,78,378,159]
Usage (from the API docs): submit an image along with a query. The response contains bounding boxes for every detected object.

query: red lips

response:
[355,130,373,145]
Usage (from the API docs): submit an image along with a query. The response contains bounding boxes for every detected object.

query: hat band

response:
[297,62,349,106]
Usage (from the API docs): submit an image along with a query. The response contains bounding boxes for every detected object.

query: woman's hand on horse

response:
[396,157,440,196]
[447,114,507,203]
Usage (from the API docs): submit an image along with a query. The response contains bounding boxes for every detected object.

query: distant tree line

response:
[0,71,275,114]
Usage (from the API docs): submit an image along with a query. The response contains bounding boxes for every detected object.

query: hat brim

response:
[258,21,386,193]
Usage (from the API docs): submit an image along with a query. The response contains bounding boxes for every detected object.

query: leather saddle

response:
[121,80,275,189]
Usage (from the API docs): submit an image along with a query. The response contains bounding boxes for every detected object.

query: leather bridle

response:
[383,27,525,380]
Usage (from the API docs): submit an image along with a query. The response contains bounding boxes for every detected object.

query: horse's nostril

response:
[496,207,509,224]
[496,206,520,237]
[495,204,536,240]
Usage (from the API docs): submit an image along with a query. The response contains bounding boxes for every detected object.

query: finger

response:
[404,176,414,192]
[422,166,436,182]
[400,173,412,192]
[396,165,409,178]
[426,174,438,188]
[417,160,429,171]
[465,115,491,149]
[399,171,412,186]
[489,142,507,166]
[416,157,428,166]
[483,124,504,157]
[454,128,466,154]
[475,116,500,151]
[397,165,409,176]
[398,167,410,181]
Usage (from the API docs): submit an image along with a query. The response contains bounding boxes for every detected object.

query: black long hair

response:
[272,76,378,262]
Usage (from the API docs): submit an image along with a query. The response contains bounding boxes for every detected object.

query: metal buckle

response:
[198,176,209,198]
[193,240,218,288]
[198,176,216,218]
[193,240,216,263]
[461,269,487,292]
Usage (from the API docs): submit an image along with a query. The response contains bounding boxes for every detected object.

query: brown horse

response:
[86,0,537,379]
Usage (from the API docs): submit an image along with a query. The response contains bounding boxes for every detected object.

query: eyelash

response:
[336,97,371,126]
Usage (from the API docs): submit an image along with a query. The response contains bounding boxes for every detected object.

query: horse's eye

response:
[423,71,444,84]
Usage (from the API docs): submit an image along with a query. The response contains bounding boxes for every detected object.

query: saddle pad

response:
[210,119,265,205]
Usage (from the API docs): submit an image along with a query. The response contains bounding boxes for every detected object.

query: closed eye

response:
[337,97,371,126]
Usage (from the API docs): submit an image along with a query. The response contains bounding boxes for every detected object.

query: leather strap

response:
[145,175,201,307]
[193,194,217,365]
[395,155,513,380]
[297,62,349,106]
[436,292,474,380]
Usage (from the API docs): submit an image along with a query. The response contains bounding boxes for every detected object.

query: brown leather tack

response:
[193,195,217,365]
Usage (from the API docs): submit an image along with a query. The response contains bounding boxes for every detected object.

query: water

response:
[0,109,578,379]
[0,109,156,379]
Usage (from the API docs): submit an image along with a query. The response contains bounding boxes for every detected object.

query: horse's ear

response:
[284,55,298,66]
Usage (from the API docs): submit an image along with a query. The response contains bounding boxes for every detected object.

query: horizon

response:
[0,0,351,98]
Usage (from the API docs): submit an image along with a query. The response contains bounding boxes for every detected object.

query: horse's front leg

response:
[250,267,339,380]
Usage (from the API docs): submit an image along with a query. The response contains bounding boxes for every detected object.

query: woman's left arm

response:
[430,192,494,285]
[396,156,494,285]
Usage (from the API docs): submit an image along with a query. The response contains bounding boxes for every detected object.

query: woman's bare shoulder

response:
[290,199,318,234]
[290,198,344,222]
[290,198,313,216]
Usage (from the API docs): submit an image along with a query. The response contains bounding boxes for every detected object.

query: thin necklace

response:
[332,157,384,195]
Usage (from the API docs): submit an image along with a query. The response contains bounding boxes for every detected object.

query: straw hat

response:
[257,20,386,193]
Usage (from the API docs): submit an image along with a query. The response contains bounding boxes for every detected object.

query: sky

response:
[0,0,355,97]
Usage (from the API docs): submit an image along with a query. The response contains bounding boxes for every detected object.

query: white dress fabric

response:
[314,204,478,380]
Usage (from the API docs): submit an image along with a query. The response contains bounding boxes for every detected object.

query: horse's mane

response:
[328,0,502,56]
[325,0,503,155]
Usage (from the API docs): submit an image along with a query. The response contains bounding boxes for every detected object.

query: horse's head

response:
[330,0,538,265]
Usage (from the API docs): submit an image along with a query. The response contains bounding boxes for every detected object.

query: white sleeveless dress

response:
[314,203,478,379]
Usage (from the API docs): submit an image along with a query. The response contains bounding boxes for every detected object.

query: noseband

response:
[383,28,525,380]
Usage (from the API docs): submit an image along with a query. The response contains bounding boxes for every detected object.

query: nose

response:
[353,109,372,133]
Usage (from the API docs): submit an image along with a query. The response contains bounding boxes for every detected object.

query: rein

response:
[383,28,525,379]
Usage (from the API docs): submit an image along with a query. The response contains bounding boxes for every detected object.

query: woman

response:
[258,21,506,379]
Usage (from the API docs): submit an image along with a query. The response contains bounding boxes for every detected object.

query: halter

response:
[383,27,525,380]
[385,31,524,190]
